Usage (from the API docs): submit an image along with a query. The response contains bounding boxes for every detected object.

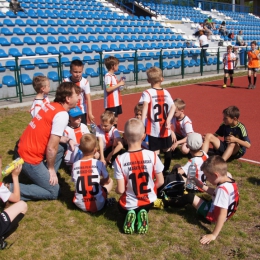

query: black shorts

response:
[248,68,259,72]
[117,202,153,217]
[175,133,185,141]
[0,211,11,237]
[224,69,234,75]
[148,135,172,151]
[106,105,122,117]
[215,140,245,159]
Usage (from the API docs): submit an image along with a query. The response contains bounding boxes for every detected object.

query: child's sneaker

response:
[153,198,164,209]
[123,210,136,234]
[137,209,148,234]
[0,237,7,250]
[248,84,252,89]
[252,85,256,89]
[222,84,227,88]
[230,83,234,87]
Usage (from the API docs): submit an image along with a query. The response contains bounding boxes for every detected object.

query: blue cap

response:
[68,106,83,117]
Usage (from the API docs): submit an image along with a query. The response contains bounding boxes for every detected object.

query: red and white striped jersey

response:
[0,182,11,203]
[72,158,108,213]
[206,179,239,222]
[30,96,50,118]
[114,149,164,210]
[96,125,121,151]
[223,52,236,70]
[64,77,90,114]
[181,151,208,191]
[104,73,122,108]
[171,115,193,137]
[141,88,174,138]
[63,123,90,144]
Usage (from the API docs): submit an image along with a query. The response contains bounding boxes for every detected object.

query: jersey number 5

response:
[76,175,99,196]
[129,172,151,195]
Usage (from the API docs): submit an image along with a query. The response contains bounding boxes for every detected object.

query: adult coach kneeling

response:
[14,82,81,201]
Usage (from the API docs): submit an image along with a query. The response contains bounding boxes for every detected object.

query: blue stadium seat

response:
[24,37,36,45]
[3,75,16,87]
[36,36,47,45]
[1,28,13,36]
[58,28,68,35]
[58,36,69,44]
[3,19,15,27]
[26,19,37,26]
[13,19,25,27]
[59,46,71,54]
[86,28,95,34]
[0,12,5,18]
[9,48,22,57]
[138,64,146,72]
[97,35,107,42]
[101,44,111,52]
[48,57,59,68]
[88,36,99,43]
[36,28,47,35]
[0,38,10,46]
[69,36,80,43]
[76,20,84,26]
[115,35,123,42]
[123,35,131,42]
[110,44,120,51]
[20,60,35,70]
[77,27,87,34]
[61,57,70,67]
[47,20,57,26]
[48,71,59,81]
[47,28,58,35]
[22,47,35,56]
[33,72,44,77]
[5,60,16,71]
[81,45,92,53]
[85,68,98,77]
[91,44,102,52]
[57,20,66,27]
[6,11,17,18]
[79,36,89,43]
[37,19,47,27]
[106,35,116,42]
[83,56,96,65]
[34,59,48,69]
[146,62,153,69]
[25,28,37,35]
[135,43,145,50]
[35,47,48,55]
[47,46,59,54]
[127,43,136,50]
[47,36,59,44]
[128,64,135,72]
[63,70,71,78]
[119,44,127,51]
[68,27,77,34]
[71,45,82,54]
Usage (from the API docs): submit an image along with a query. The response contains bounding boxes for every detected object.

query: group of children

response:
[0,53,251,248]
[223,41,260,89]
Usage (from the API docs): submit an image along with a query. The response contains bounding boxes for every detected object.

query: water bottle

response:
[90,123,96,135]
[119,76,126,91]
[186,159,196,190]
[2,157,24,176]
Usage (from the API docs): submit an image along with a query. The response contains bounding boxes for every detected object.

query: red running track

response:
[92,75,259,163]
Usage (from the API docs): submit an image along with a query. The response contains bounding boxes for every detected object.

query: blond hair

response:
[174,98,186,110]
[79,133,97,155]
[201,155,227,176]
[146,67,162,84]
[32,75,49,93]
[100,110,115,124]
[124,118,145,143]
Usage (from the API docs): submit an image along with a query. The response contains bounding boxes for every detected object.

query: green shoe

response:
[137,209,148,234]
[123,210,136,234]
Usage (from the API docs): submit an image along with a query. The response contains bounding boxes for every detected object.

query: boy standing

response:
[222,45,237,88]
[0,157,28,249]
[171,98,194,154]
[71,134,113,213]
[114,118,164,234]
[247,41,260,89]
[30,75,50,118]
[166,156,239,244]
[96,111,123,166]
[202,106,250,161]
[141,67,176,174]
[64,59,94,124]
[104,56,125,128]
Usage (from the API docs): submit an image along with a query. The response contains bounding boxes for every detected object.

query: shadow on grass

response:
[247,177,260,186]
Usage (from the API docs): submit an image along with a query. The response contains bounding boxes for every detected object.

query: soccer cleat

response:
[252,85,256,89]
[153,198,164,209]
[248,84,252,89]
[222,84,227,88]
[137,209,148,234]
[230,83,234,87]
[123,210,136,234]
[0,237,7,250]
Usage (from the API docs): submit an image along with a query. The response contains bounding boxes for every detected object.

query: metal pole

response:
[181,48,184,79]
[135,50,138,85]
[15,57,22,103]
[200,48,203,76]
[100,52,103,89]
[58,54,62,84]
[217,47,220,74]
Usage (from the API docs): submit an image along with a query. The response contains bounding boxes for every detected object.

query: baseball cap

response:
[68,106,83,117]
[187,132,203,150]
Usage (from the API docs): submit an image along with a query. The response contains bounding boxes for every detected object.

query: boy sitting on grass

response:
[202,106,250,161]
[0,156,28,250]
[114,118,164,234]
[165,155,239,244]
[71,134,113,213]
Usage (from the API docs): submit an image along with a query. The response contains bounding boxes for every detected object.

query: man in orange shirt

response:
[247,41,260,89]
[14,82,81,201]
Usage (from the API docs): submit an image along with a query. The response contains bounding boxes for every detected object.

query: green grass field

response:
[0,104,260,260]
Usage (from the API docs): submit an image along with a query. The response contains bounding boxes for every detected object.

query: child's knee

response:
[181,143,190,154]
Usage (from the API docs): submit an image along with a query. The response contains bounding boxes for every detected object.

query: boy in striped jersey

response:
[71,134,113,213]
[222,45,237,88]
[166,156,239,244]
[114,118,164,234]
[141,67,176,174]
[30,75,50,118]
[202,106,250,161]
